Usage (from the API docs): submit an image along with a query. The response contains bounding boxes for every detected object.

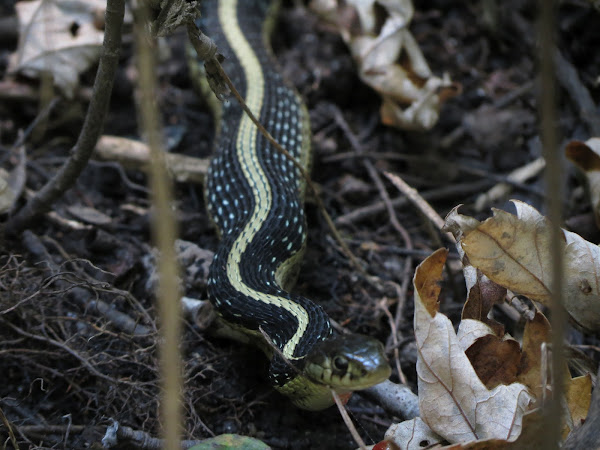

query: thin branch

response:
[537,1,565,449]
[379,298,407,384]
[383,171,454,244]
[335,179,493,226]
[0,405,19,450]
[329,104,412,250]
[134,4,183,450]
[1,318,142,387]
[331,390,367,450]
[5,0,126,235]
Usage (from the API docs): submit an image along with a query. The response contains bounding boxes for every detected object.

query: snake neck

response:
[201,0,332,367]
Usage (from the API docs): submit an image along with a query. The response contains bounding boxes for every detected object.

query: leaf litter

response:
[1,0,599,448]
[376,202,597,449]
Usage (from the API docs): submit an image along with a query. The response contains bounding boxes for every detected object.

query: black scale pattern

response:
[200,0,332,385]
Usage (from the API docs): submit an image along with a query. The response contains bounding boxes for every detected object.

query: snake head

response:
[303,333,391,391]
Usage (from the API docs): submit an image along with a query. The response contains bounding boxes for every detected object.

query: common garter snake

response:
[199,0,391,410]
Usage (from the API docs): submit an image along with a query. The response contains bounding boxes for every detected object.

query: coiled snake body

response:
[200,0,390,410]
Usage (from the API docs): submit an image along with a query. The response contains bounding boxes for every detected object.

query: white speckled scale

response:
[200,0,332,386]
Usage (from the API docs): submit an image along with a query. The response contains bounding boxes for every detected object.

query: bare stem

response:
[134,5,182,450]
[5,0,125,235]
[537,1,565,448]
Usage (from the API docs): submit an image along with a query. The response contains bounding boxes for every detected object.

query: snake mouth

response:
[303,333,392,391]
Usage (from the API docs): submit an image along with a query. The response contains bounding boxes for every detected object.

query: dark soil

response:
[1,0,599,449]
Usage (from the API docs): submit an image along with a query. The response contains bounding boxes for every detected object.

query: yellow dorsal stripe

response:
[218,0,309,360]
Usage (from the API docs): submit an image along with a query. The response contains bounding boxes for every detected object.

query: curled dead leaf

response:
[456,319,497,351]
[414,250,533,443]
[309,0,459,130]
[433,409,546,449]
[413,247,446,317]
[445,201,600,333]
[445,206,507,335]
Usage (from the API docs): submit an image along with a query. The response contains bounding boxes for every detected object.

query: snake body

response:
[200,0,390,410]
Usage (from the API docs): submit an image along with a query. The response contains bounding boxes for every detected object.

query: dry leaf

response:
[381,417,443,450]
[445,201,600,333]
[414,249,532,443]
[10,0,106,97]
[461,272,506,337]
[516,311,551,399]
[564,374,592,436]
[456,319,497,351]
[444,210,506,335]
[436,409,546,449]
[566,138,600,227]
[309,0,458,130]
[464,335,521,389]
[463,105,535,156]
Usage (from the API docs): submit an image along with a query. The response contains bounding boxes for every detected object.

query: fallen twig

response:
[103,421,208,449]
[335,179,494,226]
[554,49,600,136]
[360,379,420,420]
[473,157,545,212]
[94,135,209,184]
[383,171,455,244]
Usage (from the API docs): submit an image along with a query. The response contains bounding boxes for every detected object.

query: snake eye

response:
[333,356,349,372]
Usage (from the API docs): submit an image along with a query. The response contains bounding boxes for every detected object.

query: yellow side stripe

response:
[218,0,309,360]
